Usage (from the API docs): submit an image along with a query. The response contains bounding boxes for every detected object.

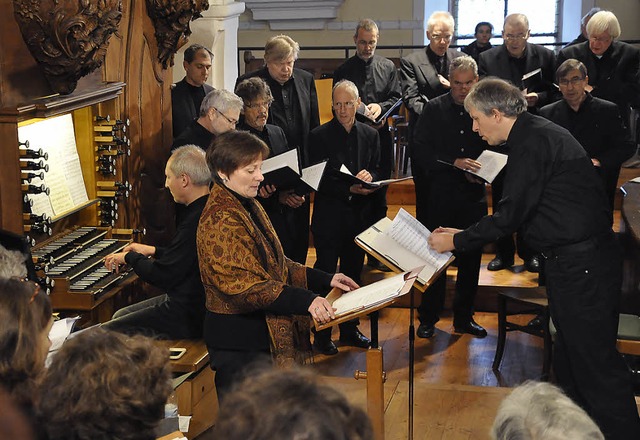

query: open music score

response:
[356,208,455,292]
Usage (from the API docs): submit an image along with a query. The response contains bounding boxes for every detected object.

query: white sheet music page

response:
[332,272,408,316]
[300,161,326,191]
[469,150,508,184]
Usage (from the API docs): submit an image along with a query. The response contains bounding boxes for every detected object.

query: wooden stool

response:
[158,339,217,439]
[493,286,551,379]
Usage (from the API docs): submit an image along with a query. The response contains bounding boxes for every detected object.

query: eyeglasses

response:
[504,34,528,41]
[245,100,273,109]
[333,101,357,109]
[589,35,612,43]
[213,107,238,125]
[357,40,377,48]
[559,76,586,87]
[430,34,452,42]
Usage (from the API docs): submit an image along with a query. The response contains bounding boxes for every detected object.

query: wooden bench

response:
[158,339,217,439]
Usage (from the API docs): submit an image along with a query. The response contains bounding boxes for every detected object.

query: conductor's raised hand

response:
[308,297,336,323]
[330,273,359,291]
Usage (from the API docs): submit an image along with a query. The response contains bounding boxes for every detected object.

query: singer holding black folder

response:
[428,78,640,440]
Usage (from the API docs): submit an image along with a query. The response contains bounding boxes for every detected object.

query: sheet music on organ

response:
[355,208,454,288]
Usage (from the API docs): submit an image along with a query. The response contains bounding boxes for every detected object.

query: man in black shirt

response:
[172,44,214,139]
[334,18,401,271]
[236,35,320,264]
[540,59,634,214]
[103,145,212,339]
[429,78,640,440]
[412,56,488,339]
[171,89,243,151]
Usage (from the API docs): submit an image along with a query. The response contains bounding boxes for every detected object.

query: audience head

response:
[474,22,493,46]
[199,89,243,135]
[332,79,360,130]
[464,78,527,146]
[426,12,455,57]
[491,381,604,440]
[0,244,28,279]
[235,77,274,131]
[0,386,34,440]
[0,278,52,407]
[449,56,479,105]
[38,328,172,440]
[581,7,602,39]
[502,14,530,58]
[165,145,211,204]
[207,130,269,198]
[264,35,299,85]
[182,43,213,87]
[213,367,373,440]
[556,59,589,107]
[587,11,620,56]
[354,18,379,61]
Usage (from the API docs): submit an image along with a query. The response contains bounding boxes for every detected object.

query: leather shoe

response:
[313,338,338,355]
[487,256,514,271]
[339,328,371,349]
[416,323,435,338]
[525,255,540,273]
[454,319,488,338]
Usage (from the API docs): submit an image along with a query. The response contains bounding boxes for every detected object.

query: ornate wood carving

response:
[145,0,209,69]
[12,0,123,95]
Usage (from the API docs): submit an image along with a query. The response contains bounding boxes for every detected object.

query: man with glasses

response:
[400,11,462,222]
[235,77,303,260]
[334,18,401,272]
[540,59,634,214]
[236,34,320,265]
[172,44,214,139]
[557,10,640,130]
[171,89,243,151]
[309,80,380,355]
[477,13,555,273]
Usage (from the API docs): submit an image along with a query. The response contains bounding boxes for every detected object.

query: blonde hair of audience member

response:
[586,10,621,40]
[213,367,373,440]
[0,278,52,408]
[38,328,172,440]
[491,381,604,440]
[0,244,28,279]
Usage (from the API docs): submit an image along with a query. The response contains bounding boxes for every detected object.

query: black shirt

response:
[171,119,214,151]
[265,75,304,154]
[461,41,493,61]
[454,112,611,253]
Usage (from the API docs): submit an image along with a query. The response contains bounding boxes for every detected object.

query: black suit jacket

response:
[236,67,320,167]
[478,43,556,108]
[309,119,381,237]
[171,78,214,139]
[400,47,463,122]
[557,40,640,123]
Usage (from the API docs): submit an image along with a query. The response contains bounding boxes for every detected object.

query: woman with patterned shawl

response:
[197,130,359,399]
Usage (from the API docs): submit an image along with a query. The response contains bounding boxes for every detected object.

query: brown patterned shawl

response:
[196,184,311,367]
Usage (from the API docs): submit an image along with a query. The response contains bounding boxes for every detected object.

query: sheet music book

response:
[337,165,413,189]
[521,68,542,91]
[294,160,327,195]
[438,150,508,184]
[355,208,455,291]
[314,267,422,330]
[260,148,300,188]
[356,98,404,125]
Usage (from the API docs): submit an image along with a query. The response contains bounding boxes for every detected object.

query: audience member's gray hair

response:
[427,11,454,33]
[464,78,527,118]
[449,56,478,78]
[355,18,379,38]
[586,10,621,40]
[0,244,28,279]
[556,59,588,83]
[168,145,211,187]
[200,89,244,117]
[504,13,529,31]
[332,79,359,100]
[491,381,604,440]
[264,35,300,63]
[582,7,602,26]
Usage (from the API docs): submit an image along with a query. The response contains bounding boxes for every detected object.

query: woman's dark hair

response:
[206,130,270,180]
[0,278,51,407]
[38,328,172,440]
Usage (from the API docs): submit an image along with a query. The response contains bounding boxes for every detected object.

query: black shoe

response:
[313,338,338,355]
[525,256,540,273]
[527,314,545,330]
[416,323,435,338]
[487,256,514,271]
[454,319,488,338]
[339,328,371,349]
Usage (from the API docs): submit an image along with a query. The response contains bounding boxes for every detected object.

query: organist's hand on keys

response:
[104,243,156,273]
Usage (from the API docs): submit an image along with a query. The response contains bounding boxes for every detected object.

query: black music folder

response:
[332,165,413,189]
[436,149,508,184]
[260,149,300,188]
[356,98,403,125]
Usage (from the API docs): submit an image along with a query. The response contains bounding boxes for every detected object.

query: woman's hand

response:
[308,297,336,324]
[330,273,359,292]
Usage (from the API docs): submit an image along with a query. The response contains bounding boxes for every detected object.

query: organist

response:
[102,145,210,339]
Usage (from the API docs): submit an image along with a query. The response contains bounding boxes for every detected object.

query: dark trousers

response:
[267,198,310,265]
[207,348,271,402]
[101,294,204,339]
[545,233,640,440]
